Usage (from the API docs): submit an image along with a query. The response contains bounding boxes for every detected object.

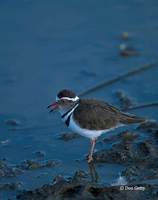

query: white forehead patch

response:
[56,96,79,102]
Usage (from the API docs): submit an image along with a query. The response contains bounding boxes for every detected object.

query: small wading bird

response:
[48,89,145,163]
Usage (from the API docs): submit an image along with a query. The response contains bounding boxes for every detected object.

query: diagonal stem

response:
[79,63,157,97]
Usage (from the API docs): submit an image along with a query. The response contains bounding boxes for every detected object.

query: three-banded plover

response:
[48,89,144,163]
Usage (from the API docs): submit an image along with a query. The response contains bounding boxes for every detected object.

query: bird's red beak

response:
[47,102,59,112]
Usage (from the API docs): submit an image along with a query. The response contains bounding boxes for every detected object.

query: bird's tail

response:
[119,112,145,124]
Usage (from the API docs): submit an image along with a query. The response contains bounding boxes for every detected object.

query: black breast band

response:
[65,114,72,127]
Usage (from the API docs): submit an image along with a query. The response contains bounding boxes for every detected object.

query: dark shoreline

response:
[17,171,158,200]
[16,120,158,200]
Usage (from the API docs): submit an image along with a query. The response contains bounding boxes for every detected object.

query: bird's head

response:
[47,89,79,115]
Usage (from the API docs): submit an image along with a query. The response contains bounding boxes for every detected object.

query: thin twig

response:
[125,102,158,111]
[79,63,157,97]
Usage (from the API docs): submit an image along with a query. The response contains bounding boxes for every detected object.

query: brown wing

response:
[73,99,145,130]
[73,99,120,130]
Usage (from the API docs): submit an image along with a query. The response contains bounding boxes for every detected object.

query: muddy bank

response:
[0,159,60,178]
[17,169,158,200]
[16,120,158,199]
[94,121,158,183]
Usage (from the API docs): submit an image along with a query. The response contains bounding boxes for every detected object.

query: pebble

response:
[58,132,82,141]
[5,119,21,126]
[120,32,130,40]
[119,44,139,57]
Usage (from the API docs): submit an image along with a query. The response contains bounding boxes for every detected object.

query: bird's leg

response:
[88,138,96,163]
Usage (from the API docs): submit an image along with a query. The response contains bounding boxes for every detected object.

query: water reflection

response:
[88,162,99,183]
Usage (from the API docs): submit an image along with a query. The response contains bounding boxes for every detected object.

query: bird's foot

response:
[87,154,93,163]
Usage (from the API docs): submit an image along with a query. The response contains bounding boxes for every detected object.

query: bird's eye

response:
[60,99,65,103]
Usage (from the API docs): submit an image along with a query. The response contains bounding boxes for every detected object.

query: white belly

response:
[68,114,111,139]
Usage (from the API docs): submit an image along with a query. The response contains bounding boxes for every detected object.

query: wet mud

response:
[16,120,158,199]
